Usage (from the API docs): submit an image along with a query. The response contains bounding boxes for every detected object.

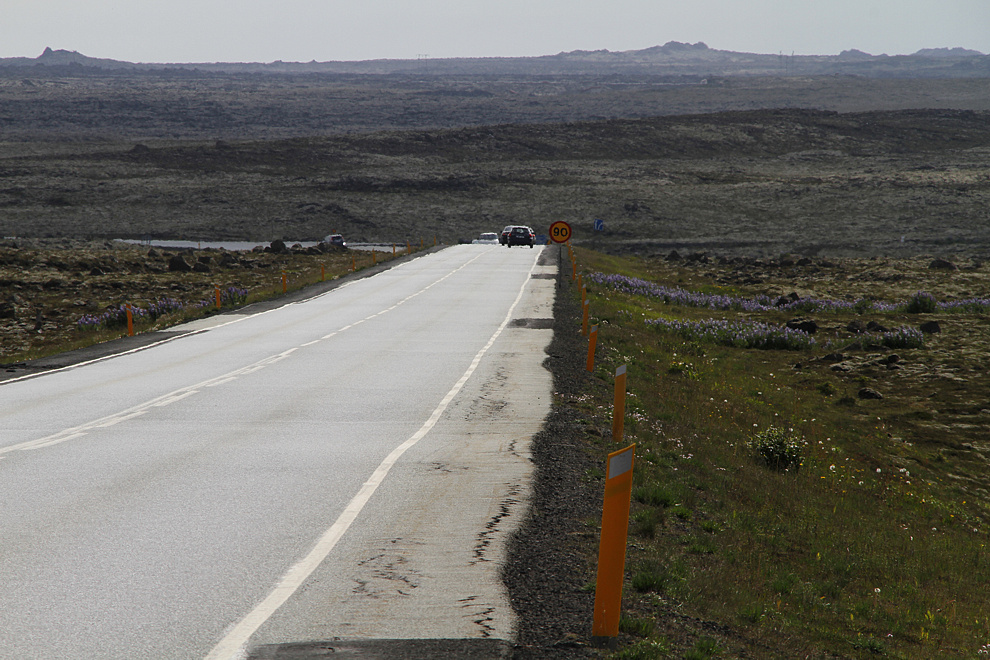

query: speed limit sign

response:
[549,221,572,244]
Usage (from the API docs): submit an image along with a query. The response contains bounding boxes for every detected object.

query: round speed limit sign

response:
[549,220,572,244]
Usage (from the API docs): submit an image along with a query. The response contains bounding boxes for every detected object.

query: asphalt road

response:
[0,245,556,659]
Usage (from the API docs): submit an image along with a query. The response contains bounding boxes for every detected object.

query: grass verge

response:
[568,247,990,659]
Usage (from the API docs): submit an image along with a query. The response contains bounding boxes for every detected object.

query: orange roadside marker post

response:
[612,364,627,442]
[215,285,221,309]
[592,443,636,645]
[126,304,134,337]
[392,243,396,257]
[321,264,325,281]
[586,324,598,372]
[282,271,287,293]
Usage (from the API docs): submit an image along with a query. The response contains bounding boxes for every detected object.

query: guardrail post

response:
[612,364,627,442]
[592,443,636,645]
[586,325,598,372]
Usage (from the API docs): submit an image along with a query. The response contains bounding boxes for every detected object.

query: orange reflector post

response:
[352,255,356,271]
[215,285,221,309]
[282,272,287,293]
[586,325,598,372]
[612,364,627,442]
[392,243,396,256]
[126,305,134,337]
[592,443,636,643]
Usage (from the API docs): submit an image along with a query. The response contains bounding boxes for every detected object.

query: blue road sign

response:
[594,218,605,231]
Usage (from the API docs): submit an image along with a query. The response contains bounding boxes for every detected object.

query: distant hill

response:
[2,42,989,78]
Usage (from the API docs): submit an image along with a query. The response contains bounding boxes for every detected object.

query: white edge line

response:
[204,248,543,660]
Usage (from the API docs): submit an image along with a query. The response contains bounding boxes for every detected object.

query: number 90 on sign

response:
[549,221,572,244]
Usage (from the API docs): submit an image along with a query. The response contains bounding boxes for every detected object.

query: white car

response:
[472,232,499,244]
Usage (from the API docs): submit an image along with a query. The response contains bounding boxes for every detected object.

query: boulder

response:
[167,255,192,272]
[268,239,290,254]
[919,320,941,334]
[858,387,884,400]
[929,258,957,270]
[786,318,818,334]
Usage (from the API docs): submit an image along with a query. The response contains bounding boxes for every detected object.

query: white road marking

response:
[203,248,541,660]
[0,250,491,463]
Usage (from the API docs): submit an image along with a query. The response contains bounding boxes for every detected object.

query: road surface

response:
[0,244,556,659]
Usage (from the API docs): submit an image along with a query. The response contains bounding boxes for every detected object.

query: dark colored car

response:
[324,234,346,248]
[506,226,535,248]
[499,225,515,245]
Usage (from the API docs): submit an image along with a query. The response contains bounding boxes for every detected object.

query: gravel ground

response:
[504,251,604,659]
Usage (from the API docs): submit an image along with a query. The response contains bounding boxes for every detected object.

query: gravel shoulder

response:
[505,248,603,658]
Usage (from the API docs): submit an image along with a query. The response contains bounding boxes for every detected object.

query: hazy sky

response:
[2,0,988,63]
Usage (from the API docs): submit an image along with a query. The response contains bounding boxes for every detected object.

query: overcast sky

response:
[2,0,988,63]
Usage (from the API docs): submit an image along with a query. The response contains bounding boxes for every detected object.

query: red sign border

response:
[549,220,572,244]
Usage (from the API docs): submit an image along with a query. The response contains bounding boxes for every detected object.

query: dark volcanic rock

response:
[858,387,884,400]
[167,255,192,272]
[919,320,942,334]
[929,258,957,270]
[786,318,818,334]
[268,240,290,254]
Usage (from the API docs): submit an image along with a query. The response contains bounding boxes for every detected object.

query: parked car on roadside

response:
[324,234,346,248]
[506,226,536,248]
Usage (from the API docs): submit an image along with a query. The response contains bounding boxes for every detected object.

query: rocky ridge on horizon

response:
[2,42,989,77]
